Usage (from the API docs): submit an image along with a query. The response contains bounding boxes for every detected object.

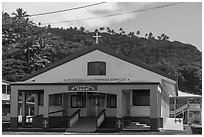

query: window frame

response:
[107,94,117,108]
[2,85,6,94]
[38,92,44,106]
[49,94,62,106]
[7,85,11,94]
[132,89,150,106]
[71,94,85,108]
[87,61,106,76]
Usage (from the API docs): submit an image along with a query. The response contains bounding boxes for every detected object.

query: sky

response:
[2,1,202,51]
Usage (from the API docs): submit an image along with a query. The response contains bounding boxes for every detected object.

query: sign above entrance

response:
[68,84,97,91]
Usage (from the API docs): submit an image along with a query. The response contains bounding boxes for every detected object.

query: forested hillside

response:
[2,9,202,95]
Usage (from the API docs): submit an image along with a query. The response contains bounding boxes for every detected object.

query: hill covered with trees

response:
[2,8,202,95]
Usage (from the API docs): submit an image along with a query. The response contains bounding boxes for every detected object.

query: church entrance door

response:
[87,93,105,116]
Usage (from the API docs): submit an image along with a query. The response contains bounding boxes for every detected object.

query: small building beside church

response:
[10,44,179,132]
[170,91,202,124]
[2,79,34,123]
[2,80,11,122]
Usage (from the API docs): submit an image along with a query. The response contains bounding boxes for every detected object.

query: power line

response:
[41,2,185,25]
[28,2,106,17]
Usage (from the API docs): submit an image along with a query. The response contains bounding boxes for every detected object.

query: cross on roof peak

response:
[93,31,102,44]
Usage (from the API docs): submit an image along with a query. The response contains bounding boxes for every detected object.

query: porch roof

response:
[177,91,202,97]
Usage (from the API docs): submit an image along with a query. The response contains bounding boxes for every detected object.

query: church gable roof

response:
[21,44,176,81]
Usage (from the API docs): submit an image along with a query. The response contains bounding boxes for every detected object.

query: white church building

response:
[10,44,181,132]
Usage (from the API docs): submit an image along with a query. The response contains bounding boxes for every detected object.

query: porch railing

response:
[170,104,188,117]
[49,109,65,115]
[27,109,65,126]
[27,114,43,127]
[96,109,106,128]
[27,114,43,124]
[69,109,81,127]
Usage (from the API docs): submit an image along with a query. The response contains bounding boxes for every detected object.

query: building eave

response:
[10,81,160,86]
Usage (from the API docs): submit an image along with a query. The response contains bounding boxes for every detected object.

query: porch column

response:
[10,87,19,129]
[62,93,69,116]
[187,100,190,124]
[200,101,202,124]
[174,97,176,118]
[34,93,39,116]
[22,91,27,127]
[42,92,49,130]
[116,91,123,130]
[150,86,160,131]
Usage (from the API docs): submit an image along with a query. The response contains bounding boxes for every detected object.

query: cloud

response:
[81,13,136,28]
[32,2,153,29]
[77,2,153,29]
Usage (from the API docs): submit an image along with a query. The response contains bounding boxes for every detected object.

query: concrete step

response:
[123,128,150,131]
[130,122,148,126]
[124,121,150,131]
[49,121,69,128]
[95,128,119,133]
[125,125,150,128]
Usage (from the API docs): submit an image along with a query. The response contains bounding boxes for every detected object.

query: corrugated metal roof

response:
[178,91,201,97]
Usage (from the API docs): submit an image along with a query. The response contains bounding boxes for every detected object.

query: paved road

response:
[2,125,194,135]
[2,130,192,135]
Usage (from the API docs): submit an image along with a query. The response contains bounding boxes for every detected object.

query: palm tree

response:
[95,29,98,32]
[107,27,110,32]
[74,27,78,30]
[106,27,112,34]
[160,33,170,40]
[128,32,134,37]
[38,22,41,27]
[2,12,10,20]
[145,33,148,38]
[12,8,34,29]
[119,28,123,35]
[119,28,123,31]
[99,27,104,32]
[12,8,38,73]
[165,35,169,40]
[163,35,169,40]
[12,8,29,22]
[148,32,154,39]
[79,26,85,32]
[161,33,165,38]
[111,29,115,34]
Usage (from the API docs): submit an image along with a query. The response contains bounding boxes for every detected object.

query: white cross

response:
[43,120,48,128]
[93,32,101,44]
[116,120,122,128]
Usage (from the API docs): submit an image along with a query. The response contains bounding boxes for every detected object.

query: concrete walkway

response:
[66,117,97,132]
